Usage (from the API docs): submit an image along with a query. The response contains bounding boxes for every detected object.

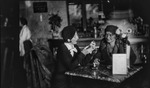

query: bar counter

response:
[77,36,149,48]
[48,36,149,49]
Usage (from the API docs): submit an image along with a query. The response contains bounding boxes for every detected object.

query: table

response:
[65,65,143,88]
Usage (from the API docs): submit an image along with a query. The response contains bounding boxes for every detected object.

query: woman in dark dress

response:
[52,26,95,88]
[93,25,136,66]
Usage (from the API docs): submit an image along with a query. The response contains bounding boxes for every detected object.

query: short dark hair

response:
[105,25,118,35]
[61,26,76,42]
[20,17,28,25]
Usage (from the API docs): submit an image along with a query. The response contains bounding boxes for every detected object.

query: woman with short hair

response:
[52,25,95,88]
[93,25,136,65]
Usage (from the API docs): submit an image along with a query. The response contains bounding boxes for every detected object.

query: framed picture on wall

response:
[33,2,48,13]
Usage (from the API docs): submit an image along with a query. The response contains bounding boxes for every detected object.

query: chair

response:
[24,45,55,88]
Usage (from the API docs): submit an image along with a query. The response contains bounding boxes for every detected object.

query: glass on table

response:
[92,58,100,70]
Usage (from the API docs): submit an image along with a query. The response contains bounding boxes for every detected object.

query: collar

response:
[64,43,77,56]
[64,43,74,50]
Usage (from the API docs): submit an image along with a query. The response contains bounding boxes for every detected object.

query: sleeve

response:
[93,41,102,59]
[19,41,25,56]
[20,27,31,43]
[81,54,93,66]
[19,29,25,56]
[57,44,85,70]
[74,45,89,66]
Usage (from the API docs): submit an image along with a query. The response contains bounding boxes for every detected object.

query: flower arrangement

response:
[116,28,132,45]
[48,11,62,31]
[116,27,132,38]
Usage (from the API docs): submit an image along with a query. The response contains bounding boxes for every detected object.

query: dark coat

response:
[24,40,33,55]
[94,38,136,65]
[52,43,91,88]
[24,45,54,88]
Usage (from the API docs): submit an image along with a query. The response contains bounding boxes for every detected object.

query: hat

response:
[61,26,76,41]
[105,25,118,34]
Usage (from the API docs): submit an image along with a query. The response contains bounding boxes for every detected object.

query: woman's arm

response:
[57,44,85,70]
[74,45,91,66]
[20,26,31,43]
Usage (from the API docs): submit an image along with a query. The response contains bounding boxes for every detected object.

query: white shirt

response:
[19,25,31,56]
[64,43,77,57]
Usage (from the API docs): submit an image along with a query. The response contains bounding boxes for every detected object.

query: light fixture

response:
[107,0,110,3]
[25,1,31,7]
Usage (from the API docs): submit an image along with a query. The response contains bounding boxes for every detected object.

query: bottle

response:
[94,27,97,38]
[140,45,147,64]
[122,36,130,68]
[143,55,147,64]
[93,58,100,70]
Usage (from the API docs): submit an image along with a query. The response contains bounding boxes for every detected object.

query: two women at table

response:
[52,25,136,88]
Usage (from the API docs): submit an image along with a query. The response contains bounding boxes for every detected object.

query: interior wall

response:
[19,1,68,42]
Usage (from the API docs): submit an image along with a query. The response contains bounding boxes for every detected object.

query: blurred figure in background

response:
[19,17,32,88]
[19,17,32,56]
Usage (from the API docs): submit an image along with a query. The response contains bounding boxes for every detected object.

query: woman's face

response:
[71,32,79,44]
[105,32,116,43]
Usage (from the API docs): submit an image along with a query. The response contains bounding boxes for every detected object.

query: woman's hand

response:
[107,65,112,69]
[89,41,96,49]
[81,47,95,55]
[93,58,100,65]
[81,49,90,55]
[82,41,96,55]
[82,46,95,55]
[20,49,25,56]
